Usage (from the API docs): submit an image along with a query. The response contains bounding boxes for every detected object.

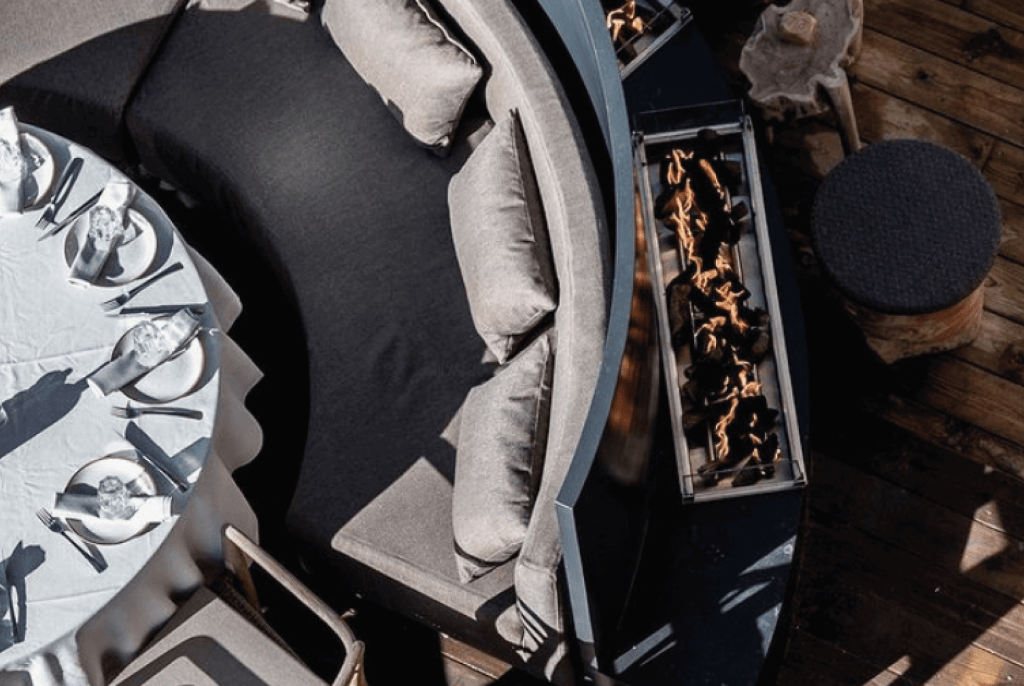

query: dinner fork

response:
[35,508,107,572]
[111,404,203,420]
[99,261,184,312]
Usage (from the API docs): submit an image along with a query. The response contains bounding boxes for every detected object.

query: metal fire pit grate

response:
[634,106,807,502]
[604,0,692,78]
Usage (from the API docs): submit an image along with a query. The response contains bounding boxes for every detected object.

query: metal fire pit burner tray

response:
[635,113,807,502]
[605,0,693,78]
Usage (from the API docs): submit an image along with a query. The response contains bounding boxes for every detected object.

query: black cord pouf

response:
[812,139,1001,362]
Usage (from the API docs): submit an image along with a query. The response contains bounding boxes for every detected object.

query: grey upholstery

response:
[321,0,484,153]
[453,328,554,583]
[449,109,557,364]
[0,0,187,162]
[111,525,365,686]
[124,0,610,682]
[110,586,325,686]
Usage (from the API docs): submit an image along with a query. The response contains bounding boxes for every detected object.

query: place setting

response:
[50,449,173,544]
[0,107,55,222]
[40,303,215,561]
[62,176,161,291]
[0,107,212,575]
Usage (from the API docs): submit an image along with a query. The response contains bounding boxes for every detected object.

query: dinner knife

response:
[38,189,103,241]
[1,548,15,640]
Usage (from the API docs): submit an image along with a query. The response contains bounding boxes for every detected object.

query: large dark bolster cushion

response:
[0,0,187,163]
[125,0,513,645]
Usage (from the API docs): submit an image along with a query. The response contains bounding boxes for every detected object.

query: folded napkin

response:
[68,179,136,287]
[52,492,172,526]
[0,107,25,215]
[87,307,202,396]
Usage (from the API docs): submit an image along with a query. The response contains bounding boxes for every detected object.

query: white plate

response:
[65,453,159,545]
[21,133,55,209]
[112,318,205,403]
[0,133,55,214]
[64,207,158,287]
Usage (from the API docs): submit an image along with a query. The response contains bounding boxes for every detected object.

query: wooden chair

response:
[111,524,366,686]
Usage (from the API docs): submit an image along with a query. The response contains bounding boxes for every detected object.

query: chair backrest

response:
[428,0,612,681]
[111,525,366,686]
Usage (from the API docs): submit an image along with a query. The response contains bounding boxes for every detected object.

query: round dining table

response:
[0,125,263,686]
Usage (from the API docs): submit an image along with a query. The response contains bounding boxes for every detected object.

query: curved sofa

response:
[2,0,614,682]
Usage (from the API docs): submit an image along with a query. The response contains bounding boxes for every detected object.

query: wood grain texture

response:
[866,394,1024,482]
[850,29,1024,147]
[851,82,996,165]
[953,0,1024,33]
[865,0,1024,88]
[985,142,1024,206]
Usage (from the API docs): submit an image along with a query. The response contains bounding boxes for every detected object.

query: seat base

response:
[110,586,325,686]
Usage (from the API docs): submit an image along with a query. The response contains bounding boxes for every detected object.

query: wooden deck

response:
[697,1,1024,684]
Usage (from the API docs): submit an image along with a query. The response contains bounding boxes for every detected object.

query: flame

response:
[663,181,706,279]
[714,396,739,458]
[696,316,727,356]
[607,1,646,43]
[663,151,722,295]
[714,279,750,334]
[659,146,779,476]
[700,158,728,203]
[667,148,694,186]
[711,353,762,460]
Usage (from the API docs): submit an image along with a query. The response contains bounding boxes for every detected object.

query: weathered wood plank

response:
[985,142,1024,206]
[799,517,1024,669]
[953,310,1024,386]
[865,0,1024,89]
[794,522,1024,685]
[779,629,915,686]
[908,354,1024,448]
[850,29,1024,147]
[867,394,1024,482]
[816,400,1024,538]
[851,82,996,165]
[808,454,1024,601]
[997,198,1024,265]
[953,0,1024,34]
[984,256,1024,326]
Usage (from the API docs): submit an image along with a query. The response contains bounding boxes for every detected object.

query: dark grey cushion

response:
[453,328,553,582]
[321,0,483,153]
[126,0,515,658]
[0,0,186,162]
[449,110,557,364]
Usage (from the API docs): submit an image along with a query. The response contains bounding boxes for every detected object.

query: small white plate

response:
[112,318,206,403]
[0,133,55,214]
[64,207,158,287]
[21,133,55,209]
[65,453,159,545]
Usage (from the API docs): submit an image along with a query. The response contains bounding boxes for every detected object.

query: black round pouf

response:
[812,139,1001,315]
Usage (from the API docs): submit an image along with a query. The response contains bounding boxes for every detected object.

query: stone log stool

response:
[740,0,863,155]
[812,139,1001,364]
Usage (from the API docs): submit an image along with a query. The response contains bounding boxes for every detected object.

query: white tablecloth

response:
[0,128,262,685]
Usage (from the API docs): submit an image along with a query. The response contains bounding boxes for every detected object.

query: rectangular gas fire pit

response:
[635,108,807,501]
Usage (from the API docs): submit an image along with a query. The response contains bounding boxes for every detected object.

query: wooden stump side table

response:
[811,139,1001,364]
[739,0,863,155]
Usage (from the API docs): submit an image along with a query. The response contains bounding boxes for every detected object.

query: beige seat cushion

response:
[110,586,324,686]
